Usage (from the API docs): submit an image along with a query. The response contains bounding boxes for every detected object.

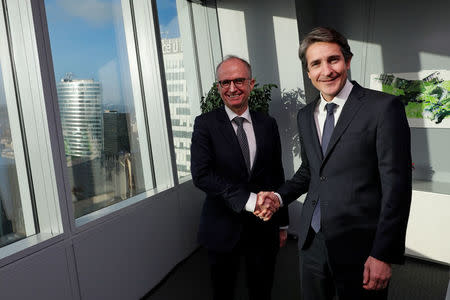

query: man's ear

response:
[249,78,256,90]
[346,57,352,70]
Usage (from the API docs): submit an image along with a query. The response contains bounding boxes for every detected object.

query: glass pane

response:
[45,0,149,218]
[156,0,193,179]
[0,52,28,247]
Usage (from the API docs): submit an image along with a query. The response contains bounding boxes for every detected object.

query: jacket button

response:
[320,176,326,181]
[312,200,317,205]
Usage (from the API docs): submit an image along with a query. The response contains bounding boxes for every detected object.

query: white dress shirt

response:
[314,80,353,142]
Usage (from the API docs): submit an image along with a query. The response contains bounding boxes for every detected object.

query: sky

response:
[45,0,180,106]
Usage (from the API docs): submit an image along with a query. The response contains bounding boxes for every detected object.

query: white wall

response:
[406,189,450,264]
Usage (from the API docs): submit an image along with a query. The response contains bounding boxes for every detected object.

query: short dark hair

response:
[215,55,252,80]
[299,27,353,70]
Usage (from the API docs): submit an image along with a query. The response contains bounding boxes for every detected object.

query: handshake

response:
[254,191,280,221]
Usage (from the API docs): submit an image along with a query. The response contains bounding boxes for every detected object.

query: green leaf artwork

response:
[370,70,450,128]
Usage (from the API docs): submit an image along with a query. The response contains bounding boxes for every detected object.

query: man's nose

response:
[321,63,333,75]
[228,81,237,92]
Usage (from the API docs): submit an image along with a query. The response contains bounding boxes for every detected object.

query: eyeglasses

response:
[218,78,249,88]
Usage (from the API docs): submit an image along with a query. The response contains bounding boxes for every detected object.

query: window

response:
[45,0,155,218]
[0,0,218,246]
[155,0,222,181]
[0,0,188,255]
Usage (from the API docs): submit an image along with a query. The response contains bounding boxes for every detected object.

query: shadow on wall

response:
[279,88,306,237]
[280,87,306,160]
[216,0,304,178]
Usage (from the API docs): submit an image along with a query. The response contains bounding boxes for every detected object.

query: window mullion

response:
[133,0,175,189]
[5,0,61,234]
[0,1,36,236]
[120,0,154,191]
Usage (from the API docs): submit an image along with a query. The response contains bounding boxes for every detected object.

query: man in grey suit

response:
[257,27,412,300]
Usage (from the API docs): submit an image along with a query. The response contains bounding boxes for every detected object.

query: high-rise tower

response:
[161,38,192,178]
[57,75,103,159]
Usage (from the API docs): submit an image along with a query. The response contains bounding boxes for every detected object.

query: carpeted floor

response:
[143,239,449,300]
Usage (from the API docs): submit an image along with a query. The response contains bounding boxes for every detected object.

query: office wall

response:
[0,181,204,300]
[0,243,74,299]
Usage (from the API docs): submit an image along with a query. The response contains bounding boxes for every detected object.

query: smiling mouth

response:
[320,76,340,83]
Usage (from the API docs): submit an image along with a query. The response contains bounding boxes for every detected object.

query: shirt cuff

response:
[274,192,284,207]
[279,226,288,230]
[245,192,257,212]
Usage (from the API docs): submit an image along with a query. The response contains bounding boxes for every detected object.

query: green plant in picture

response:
[375,72,450,124]
[200,82,278,114]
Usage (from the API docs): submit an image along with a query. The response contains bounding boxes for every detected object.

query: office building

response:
[103,111,130,157]
[161,38,192,178]
[57,76,103,159]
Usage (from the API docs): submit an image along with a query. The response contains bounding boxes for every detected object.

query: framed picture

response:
[370,70,450,128]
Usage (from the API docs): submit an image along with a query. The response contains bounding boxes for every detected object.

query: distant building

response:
[161,38,192,178]
[57,76,103,159]
[103,111,130,157]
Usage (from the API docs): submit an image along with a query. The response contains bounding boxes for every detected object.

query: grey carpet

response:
[143,239,449,300]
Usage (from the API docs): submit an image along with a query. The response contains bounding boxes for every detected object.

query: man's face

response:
[306,42,351,102]
[217,58,255,115]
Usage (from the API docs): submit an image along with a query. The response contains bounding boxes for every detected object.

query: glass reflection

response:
[156,0,193,179]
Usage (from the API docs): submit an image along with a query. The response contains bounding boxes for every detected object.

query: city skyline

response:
[46,0,192,180]
[46,0,179,107]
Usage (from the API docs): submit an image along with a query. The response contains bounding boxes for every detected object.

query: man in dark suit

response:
[257,27,412,299]
[190,55,289,300]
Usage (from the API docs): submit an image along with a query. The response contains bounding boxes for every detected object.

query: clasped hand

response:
[254,191,280,221]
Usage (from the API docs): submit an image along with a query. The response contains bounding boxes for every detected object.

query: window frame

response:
[0,0,65,263]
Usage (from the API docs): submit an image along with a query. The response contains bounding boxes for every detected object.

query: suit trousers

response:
[300,228,388,300]
[207,234,278,300]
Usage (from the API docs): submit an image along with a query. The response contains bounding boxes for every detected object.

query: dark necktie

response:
[311,102,337,232]
[234,117,251,174]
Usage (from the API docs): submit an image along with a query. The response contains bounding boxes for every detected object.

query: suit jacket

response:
[278,81,412,269]
[191,106,289,252]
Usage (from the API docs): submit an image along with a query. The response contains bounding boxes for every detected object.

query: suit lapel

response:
[322,83,365,161]
[217,107,236,144]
